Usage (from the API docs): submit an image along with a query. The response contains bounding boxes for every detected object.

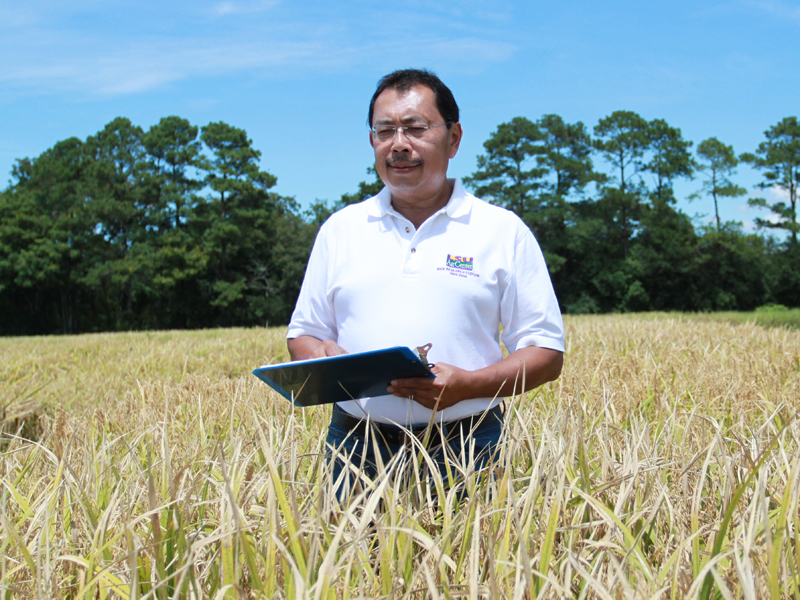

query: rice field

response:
[2,314,800,599]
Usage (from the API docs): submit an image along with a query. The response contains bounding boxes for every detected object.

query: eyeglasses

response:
[371,122,449,143]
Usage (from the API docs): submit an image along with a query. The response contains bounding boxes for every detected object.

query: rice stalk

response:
[0,317,799,598]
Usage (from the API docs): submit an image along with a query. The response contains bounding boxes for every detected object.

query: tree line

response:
[0,117,317,335]
[462,112,799,315]
[0,113,798,335]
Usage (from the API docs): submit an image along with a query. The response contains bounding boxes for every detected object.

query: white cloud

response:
[0,5,38,28]
[735,201,756,213]
[736,184,791,211]
[768,184,790,201]
[742,0,800,21]
[1,32,516,97]
[737,188,788,231]
[762,186,789,225]
[212,0,279,17]
[0,0,113,29]
[0,1,518,100]
[410,0,514,23]
[742,219,758,232]
[1,37,326,95]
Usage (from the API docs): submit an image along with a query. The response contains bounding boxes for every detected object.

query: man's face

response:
[370,85,462,203]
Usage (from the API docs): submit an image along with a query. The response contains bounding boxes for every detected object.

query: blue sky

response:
[1,0,798,232]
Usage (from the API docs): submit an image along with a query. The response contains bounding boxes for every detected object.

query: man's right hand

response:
[287,336,347,360]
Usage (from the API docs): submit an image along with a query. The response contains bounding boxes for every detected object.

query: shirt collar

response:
[366,179,473,219]
[444,179,472,219]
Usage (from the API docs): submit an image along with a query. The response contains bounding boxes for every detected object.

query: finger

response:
[390,377,436,389]
[387,383,435,401]
[410,393,439,407]
[387,385,422,397]
[311,345,329,358]
[387,384,437,399]
[323,341,345,356]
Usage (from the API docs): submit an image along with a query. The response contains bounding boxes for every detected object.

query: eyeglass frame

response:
[370,122,451,143]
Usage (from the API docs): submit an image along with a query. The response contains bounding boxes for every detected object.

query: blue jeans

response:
[325,407,504,501]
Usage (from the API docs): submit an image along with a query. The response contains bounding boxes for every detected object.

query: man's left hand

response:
[387,362,473,411]
[386,346,564,411]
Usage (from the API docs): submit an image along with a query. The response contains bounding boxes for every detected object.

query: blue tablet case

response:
[252,346,434,407]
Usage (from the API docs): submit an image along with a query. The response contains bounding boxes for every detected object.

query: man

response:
[287,69,564,493]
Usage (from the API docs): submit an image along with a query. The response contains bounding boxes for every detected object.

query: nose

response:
[390,127,412,152]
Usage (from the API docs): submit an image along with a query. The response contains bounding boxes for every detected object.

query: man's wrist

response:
[288,336,346,361]
[287,335,324,360]
[464,366,498,400]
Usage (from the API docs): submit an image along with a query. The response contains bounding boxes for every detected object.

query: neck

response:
[390,179,455,229]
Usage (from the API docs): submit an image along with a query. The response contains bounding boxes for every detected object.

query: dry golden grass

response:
[1,314,799,599]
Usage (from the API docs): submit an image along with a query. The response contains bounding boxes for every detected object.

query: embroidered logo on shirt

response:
[445,254,474,271]
[438,254,480,279]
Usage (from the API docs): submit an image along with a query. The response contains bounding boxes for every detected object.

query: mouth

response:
[387,159,422,172]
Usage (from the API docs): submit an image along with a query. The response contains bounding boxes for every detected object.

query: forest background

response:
[3,1,799,336]
[1,110,798,336]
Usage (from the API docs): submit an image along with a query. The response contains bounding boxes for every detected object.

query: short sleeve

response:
[499,226,565,354]
[286,224,338,342]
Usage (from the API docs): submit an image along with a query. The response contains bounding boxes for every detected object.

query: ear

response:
[448,122,463,159]
[369,130,376,150]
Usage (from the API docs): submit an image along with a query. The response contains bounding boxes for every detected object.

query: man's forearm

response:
[387,345,563,410]
[468,346,563,398]
[287,336,346,361]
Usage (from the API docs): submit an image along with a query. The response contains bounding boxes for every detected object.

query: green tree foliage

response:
[199,122,277,278]
[142,115,204,230]
[79,117,150,326]
[463,115,599,279]
[465,111,794,313]
[585,112,697,311]
[741,116,800,245]
[2,111,800,334]
[306,166,384,225]
[593,110,651,258]
[522,115,600,260]
[135,116,208,325]
[632,121,695,308]
[462,116,548,216]
[251,200,319,325]
[763,241,800,307]
[339,166,384,207]
[0,138,92,333]
[693,226,769,310]
[644,119,694,206]
[691,137,747,232]
[0,116,316,334]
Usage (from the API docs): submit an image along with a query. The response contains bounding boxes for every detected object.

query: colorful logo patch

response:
[446,254,474,271]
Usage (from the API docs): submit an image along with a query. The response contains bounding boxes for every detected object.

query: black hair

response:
[367,69,459,129]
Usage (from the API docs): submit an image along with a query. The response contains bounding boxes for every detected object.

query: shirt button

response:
[411,248,416,253]
[405,227,410,233]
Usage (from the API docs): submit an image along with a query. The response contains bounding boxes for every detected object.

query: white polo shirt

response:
[287,179,565,425]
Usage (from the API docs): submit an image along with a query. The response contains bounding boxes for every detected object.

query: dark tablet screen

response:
[253,346,434,406]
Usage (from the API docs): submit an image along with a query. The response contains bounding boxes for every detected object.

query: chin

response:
[387,181,427,195]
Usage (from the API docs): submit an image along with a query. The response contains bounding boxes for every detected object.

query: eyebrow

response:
[373,116,428,126]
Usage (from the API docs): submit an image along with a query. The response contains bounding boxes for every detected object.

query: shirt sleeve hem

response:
[507,334,565,354]
[286,325,333,341]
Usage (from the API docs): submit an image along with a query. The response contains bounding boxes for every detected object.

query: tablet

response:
[252,346,434,407]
